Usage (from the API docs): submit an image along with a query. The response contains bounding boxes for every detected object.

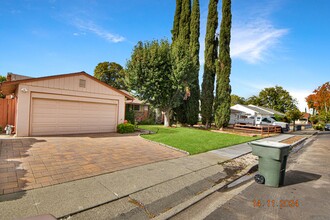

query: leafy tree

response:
[306,82,330,115]
[286,108,303,131]
[245,95,262,106]
[94,62,128,90]
[214,0,232,129]
[246,86,296,113]
[126,40,182,127]
[0,75,6,83]
[185,0,200,125]
[318,111,330,123]
[258,86,296,113]
[273,114,285,122]
[231,94,245,106]
[0,75,6,98]
[201,0,219,128]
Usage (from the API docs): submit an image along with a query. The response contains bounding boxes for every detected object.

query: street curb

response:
[153,162,258,220]
[290,137,308,147]
[289,130,318,148]
[154,133,315,219]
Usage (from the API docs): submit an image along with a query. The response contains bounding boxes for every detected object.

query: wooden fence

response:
[234,124,282,136]
[0,98,16,133]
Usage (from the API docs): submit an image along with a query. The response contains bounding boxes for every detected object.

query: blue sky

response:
[1,0,329,111]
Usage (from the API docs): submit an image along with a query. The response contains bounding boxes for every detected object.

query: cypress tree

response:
[178,0,191,44]
[172,0,192,124]
[214,0,232,129]
[185,0,200,125]
[201,0,219,128]
[171,0,182,42]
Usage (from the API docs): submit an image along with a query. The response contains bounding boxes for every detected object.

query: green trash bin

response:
[249,140,291,187]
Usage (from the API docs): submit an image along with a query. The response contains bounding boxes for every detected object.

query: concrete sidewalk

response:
[0,133,308,220]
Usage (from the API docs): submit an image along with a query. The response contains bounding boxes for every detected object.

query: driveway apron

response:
[0,133,185,195]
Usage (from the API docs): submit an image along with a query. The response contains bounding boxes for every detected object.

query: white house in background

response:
[249,105,285,117]
[229,104,285,125]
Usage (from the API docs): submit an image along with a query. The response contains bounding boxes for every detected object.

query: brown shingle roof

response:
[120,90,149,105]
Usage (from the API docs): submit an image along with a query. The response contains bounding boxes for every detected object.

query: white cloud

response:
[287,89,311,112]
[73,32,86,36]
[198,1,288,65]
[73,19,125,43]
[231,20,288,63]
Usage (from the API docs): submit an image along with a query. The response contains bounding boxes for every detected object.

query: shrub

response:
[117,123,135,134]
[138,118,155,125]
[309,115,319,124]
[125,109,135,124]
[313,122,325,131]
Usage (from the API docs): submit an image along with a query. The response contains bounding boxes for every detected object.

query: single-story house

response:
[0,71,133,136]
[231,104,274,117]
[230,104,285,125]
[249,105,285,117]
[120,90,150,122]
[295,112,310,124]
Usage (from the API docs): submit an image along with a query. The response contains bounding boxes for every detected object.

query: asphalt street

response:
[172,131,330,220]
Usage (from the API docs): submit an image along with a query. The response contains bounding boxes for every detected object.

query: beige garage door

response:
[31,98,117,136]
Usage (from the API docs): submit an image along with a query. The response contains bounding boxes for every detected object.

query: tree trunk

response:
[164,110,171,127]
[205,120,209,129]
[292,121,296,132]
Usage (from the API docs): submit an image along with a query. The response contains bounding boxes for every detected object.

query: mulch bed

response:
[280,136,306,144]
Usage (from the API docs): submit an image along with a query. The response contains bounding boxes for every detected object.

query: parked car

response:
[255,116,290,132]
[325,123,330,131]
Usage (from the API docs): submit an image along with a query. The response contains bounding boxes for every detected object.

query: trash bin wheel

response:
[254,174,265,184]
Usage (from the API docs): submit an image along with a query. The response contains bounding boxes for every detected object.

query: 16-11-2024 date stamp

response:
[253,199,299,208]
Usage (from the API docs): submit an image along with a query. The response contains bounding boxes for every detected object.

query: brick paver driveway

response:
[0,133,185,195]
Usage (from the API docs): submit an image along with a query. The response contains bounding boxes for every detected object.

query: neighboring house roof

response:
[243,105,272,115]
[7,73,33,81]
[301,112,310,119]
[0,71,133,100]
[250,105,285,116]
[230,109,246,114]
[120,90,150,105]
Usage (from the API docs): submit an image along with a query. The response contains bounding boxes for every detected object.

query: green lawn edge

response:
[138,125,260,155]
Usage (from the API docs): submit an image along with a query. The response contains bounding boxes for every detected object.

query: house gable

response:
[1,72,133,99]
[24,74,121,96]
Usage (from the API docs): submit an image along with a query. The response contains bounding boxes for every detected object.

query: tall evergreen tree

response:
[201,0,219,128]
[172,0,192,124]
[214,0,232,129]
[186,0,200,125]
[171,0,182,42]
[178,0,191,44]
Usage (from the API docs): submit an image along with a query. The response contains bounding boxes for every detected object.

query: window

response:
[79,79,86,88]
[133,105,140,111]
[262,118,271,123]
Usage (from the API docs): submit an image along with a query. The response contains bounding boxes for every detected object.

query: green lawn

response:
[139,125,259,155]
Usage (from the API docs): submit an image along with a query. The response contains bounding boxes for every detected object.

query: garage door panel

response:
[31,98,118,136]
